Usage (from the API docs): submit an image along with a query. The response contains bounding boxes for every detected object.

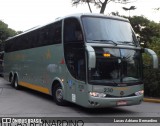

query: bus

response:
[3,13,158,108]
[0,51,4,77]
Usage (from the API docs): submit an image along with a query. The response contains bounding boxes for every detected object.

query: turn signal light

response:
[103,53,111,57]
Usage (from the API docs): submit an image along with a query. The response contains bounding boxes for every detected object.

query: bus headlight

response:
[89,92,106,98]
[135,90,144,96]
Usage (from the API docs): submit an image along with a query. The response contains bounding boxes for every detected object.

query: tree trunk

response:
[100,0,108,14]
[87,1,92,13]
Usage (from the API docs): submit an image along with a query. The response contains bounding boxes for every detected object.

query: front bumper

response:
[86,95,143,108]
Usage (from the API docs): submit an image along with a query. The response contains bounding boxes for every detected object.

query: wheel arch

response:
[51,77,65,95]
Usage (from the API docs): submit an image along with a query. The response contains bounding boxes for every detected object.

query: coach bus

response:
[3,13,158,108]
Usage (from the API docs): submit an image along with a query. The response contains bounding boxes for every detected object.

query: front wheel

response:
[53,84,66,106]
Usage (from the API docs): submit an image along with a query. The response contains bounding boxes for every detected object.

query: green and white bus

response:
[3,13,158,108]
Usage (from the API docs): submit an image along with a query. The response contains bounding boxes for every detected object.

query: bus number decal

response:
[104,88,113,93]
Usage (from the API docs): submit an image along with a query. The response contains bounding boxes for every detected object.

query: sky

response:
[0,0,160,31]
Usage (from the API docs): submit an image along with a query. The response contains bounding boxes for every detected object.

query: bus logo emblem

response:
[120,91,124,96]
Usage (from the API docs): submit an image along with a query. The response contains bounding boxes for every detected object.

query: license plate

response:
[117,101,127,106]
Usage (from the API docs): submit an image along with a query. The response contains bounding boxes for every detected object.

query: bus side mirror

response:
[144,48,159,69]
[86,45,96,69]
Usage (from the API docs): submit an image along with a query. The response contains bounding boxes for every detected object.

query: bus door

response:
[63,18,86,103]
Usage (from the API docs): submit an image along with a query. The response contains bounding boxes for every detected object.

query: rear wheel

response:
[53,84,66,106]
[9,74,14,86]
[13,76,20,90]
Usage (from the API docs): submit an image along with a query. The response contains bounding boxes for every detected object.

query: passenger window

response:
[63,18,86,81]
[64,18,83,43]
[53,22,62,44]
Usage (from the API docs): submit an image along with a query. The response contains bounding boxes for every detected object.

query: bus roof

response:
[63,13,129,22]
[6,13,129,41]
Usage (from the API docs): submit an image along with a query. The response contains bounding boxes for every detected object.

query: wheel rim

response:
[56,88,63,102]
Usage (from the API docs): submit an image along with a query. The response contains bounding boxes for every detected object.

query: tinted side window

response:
[51,21,62,44]
[29,31,38,48]
[63,18,86,81]
[64,18,83,43]
[5,39,13,52]
[5,21,62,52]
[39,21,62,46]
[38,27,48,46]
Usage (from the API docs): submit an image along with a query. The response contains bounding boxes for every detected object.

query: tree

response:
[0,20,17,51]
[154,7,160,11]
[129,16,160,47]
[129,16,160,97]
[143,39,160,97]
[122,6,136,18]
[72,0,134,14]
[0,20,16,42]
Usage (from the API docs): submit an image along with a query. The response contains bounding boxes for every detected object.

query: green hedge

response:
[144,67,160,97]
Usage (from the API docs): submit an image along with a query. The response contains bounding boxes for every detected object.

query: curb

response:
[143,98,160,103]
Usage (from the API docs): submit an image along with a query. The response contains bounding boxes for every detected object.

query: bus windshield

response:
[88,48,142,85]
[82,16,138,46]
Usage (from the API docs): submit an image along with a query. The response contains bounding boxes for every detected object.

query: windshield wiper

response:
[89,40,117,46]
[118,41,135,46]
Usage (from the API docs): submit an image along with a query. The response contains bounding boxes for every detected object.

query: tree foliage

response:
[154,7,160,11]
[129,16,160,97]
[0,20,17,42]
[143,41,160,97]
[129,16,160,47]
[0,20,18,51]
[72,0,134,13]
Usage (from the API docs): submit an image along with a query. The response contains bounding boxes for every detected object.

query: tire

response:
[13,76,20,90]
[9,74,14,86]
[53,84,66,106]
